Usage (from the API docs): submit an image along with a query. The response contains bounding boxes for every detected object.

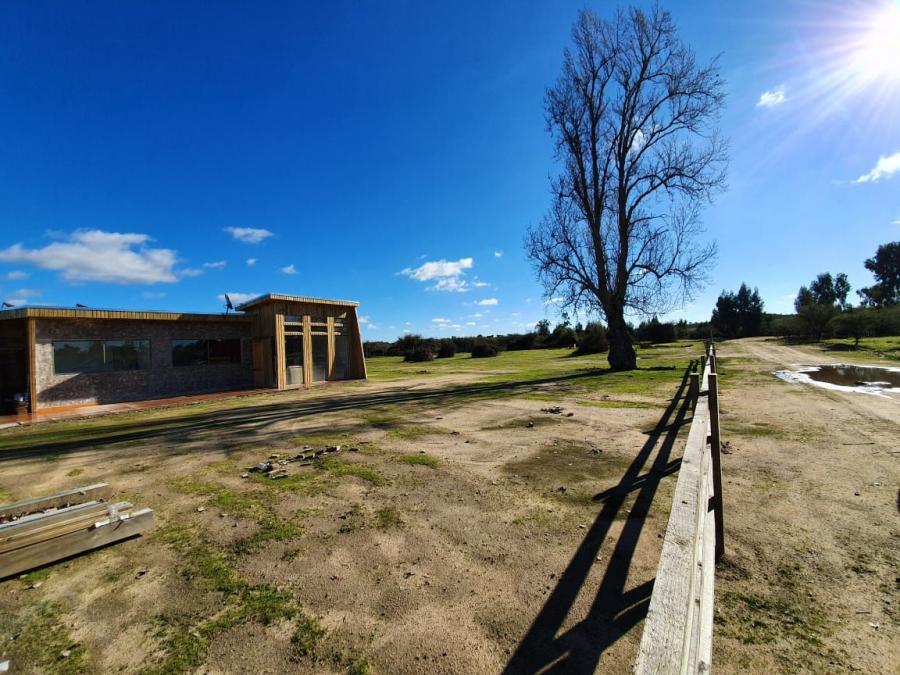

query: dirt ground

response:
[0,339,896,674]
[712,338,898,674]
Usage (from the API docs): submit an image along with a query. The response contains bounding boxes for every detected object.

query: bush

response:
[575,322,609,354]
[436,343,457,358]
[471,343,498,358]
[403,348,434,363]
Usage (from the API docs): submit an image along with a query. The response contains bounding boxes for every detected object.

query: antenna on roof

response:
[1,302,14,309]
[75,303,89,308]
[224,293,234,316]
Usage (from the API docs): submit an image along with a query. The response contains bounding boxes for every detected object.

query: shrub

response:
[437,342,457,358]
[471,343,498,358]
[403,348,434,362]
[575,322,609,354]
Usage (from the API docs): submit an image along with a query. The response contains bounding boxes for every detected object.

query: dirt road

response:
[711,338,898,673]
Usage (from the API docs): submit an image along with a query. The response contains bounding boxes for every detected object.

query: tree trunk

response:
[606,315,637,371]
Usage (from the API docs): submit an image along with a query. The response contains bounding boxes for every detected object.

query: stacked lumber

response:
[0,483,153,579]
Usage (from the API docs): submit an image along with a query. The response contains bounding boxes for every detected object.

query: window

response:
[53,340,150,374]
[172,338,242,367]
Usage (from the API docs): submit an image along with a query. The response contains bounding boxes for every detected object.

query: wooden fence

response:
[634,342,724,674]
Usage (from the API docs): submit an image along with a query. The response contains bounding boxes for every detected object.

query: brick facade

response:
[33,318,253,409]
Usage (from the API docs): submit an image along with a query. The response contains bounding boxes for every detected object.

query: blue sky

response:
[1,0,898,339]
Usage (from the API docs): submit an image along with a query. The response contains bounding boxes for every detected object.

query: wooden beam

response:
[0,484,112,521]
[708,372,725,559]
[26,317,37,413]
[634,362,715,674]
[274,313,286,390]
[0,507,153,579]
[0,503,132,553]
[0,500,106,532]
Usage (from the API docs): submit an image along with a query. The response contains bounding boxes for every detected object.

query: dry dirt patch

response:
[0,348,696,674]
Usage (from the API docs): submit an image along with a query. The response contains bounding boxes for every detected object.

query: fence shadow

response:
[502,362,695,675]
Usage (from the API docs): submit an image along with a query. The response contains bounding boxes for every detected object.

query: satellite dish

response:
[75,303,89,308]
[224,293,234,316]
[1,301,14,309]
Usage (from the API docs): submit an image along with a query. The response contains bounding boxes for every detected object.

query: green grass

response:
[398,453,440,468]
[292,615,326,657]
[148,523,306,674]
[65,467,85,477]
[316,457,387,485]
[375,506,403,528]
[0,601,88,674]
[167,477,302,557]
[821,335,900,360]
[576,398,661,409]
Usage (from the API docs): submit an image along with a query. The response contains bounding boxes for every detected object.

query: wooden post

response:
[700,354,707,374]
[26,317,37,413]
[707,372,725,559]
[688,372,700,403]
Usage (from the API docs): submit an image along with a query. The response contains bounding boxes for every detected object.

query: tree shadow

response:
[502,362,695,675]
[0,366,669,462]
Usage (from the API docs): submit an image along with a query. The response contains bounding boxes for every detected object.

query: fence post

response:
[707,372,725,559]
[700,354,707,373]
[689,372,700,403]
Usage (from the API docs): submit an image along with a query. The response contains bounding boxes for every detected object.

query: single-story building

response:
[0,293,366,413]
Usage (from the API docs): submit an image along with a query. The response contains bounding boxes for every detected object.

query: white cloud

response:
[1,288,41,306]
[217,292,259,306]
[468,312,483,319]
[472,280,490,288]
[224,227,274,244]
[180,268,203,278]
[142,291,166,300]
[852,151,900,184]
[358,316,379,329]
[0,230,178,284]
[281,264,297,275]
[3,271,28,281]
[545,296,564,305]
[203,260,226,269]
[432,317,451,324]
[401,257,474,292]
[430,277,469,292]
[893,219,900,225]
[246,258,257,266]
[756,87,786,108]
[466,321,476,326]
[494,250,503,257]
[476,298,498,306]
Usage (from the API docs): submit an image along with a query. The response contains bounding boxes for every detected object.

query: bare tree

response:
[527,5,726,370]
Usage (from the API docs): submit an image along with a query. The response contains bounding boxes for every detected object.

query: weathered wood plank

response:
[0,500,105,532]
[635,348,717,675]
[0,484,112,520]
[0,508,153,579]
[0,503,132,553]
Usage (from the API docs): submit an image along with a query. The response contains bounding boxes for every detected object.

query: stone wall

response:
[34,318,254,408]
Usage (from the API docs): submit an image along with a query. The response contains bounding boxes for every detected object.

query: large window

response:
[53,340,150,375]
[172,338,242,367]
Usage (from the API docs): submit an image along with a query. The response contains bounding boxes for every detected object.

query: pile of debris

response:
[244,444,360,480]
[0,483,154,579]
[541,406,574,417]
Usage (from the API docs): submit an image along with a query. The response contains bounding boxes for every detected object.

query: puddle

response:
[775,364,900,396]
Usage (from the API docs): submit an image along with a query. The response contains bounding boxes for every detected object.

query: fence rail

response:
[634,342,724,674]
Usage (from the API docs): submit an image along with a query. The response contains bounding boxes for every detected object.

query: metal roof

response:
[234,293,359,310]
[0,306,252,322]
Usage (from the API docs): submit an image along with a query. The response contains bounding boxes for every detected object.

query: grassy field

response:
[819,335,900,361]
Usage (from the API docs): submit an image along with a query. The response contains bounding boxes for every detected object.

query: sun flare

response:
[850,2,900,82]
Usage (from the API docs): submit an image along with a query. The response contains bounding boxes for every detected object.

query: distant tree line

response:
[710,241,900,344]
